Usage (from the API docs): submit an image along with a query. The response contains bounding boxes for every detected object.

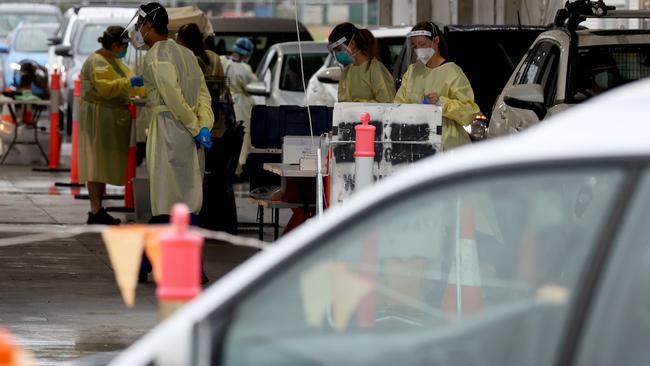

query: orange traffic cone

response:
[1,105,13,124]
[441,201,483,316]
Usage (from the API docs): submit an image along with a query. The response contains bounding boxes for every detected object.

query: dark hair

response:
[328,22,379,67]
[139,2,168,35]
[177,23,210,66]
[411,21,448,59]
[98,26,127,50]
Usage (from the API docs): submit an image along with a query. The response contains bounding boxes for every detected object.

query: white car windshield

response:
[14,26,56,52]
[77,24,111,55]
[222,166,624,365]
[0,13,59,38]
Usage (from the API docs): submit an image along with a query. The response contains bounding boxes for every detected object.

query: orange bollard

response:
[124,103,137,209]
[0,327,35,366]
[48,70,61,169]
[54,75,83,187]
[70,76,81,184]
[156,204,204,320]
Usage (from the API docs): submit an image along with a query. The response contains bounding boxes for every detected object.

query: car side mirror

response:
[48,36,62,46]
[0,44,9,54]
[54,45,72,58]
[316,66,341,84]
[246,81,270,96]
[503,84,547,120]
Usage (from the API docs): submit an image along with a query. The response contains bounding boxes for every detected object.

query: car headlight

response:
[9,62,20,71]
[464,114,488,142]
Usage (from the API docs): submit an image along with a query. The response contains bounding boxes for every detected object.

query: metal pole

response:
[316,147,323,217]
[454,196,462,318]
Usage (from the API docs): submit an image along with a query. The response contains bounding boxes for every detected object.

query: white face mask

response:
[415,47,435,64]
[131,28,146,49]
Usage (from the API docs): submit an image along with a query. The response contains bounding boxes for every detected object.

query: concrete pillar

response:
[504,0,523,25]
[457,0,473,23]
[416,0,433,23]
[432,0,454,24]
[379,0,393,25]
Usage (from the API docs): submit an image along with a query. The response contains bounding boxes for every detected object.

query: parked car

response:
[0,22,57,91]
[107,78,650,365]
[48,7,136,78]
[488,2,650,138]
[246,41,328,106]
[304,25,412,106]
[0,3,61,46]
[54,12,137,136]
[208,17,313,71]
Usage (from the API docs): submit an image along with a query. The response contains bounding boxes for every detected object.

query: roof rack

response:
[554,0,650,31]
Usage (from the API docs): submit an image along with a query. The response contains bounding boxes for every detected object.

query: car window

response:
[572,44,650,101]
[516,41,559,86]
[575,169,650,366]
[14,26,56,52]
[77,24,109,55]
[219,166,624,366]
[0,13,59,38]
[280,53,328,92]
[377,36,406,73]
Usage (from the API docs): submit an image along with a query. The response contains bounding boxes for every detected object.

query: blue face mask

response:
[117,48,127,59]
[335,51,353,66]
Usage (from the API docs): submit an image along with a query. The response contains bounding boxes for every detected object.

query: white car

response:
[52,8,137,133]
[48,7,137,81]
[305,26,411,106]
[108,79,650,365]
[246,41,328,106]
[488,3,650,138]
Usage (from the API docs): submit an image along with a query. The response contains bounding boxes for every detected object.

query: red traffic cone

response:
[441,201,483,316]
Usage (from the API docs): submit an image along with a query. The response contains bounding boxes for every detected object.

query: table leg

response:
[274,208,280,240]
[32,107,48,164]
[0,114,18,164]
[258,205,264,241]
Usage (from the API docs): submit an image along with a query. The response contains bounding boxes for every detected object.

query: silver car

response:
[246,41,328,106]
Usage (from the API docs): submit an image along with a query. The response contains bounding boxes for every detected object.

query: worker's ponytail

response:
[357,28,379,64]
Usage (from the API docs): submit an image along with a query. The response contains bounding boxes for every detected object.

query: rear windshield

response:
[280,52,328,92]
[0,13,59,38]
[14,26,55,52]
[572,44,650,101]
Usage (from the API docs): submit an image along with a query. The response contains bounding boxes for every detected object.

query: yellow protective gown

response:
[395,62,480,150]
[78,53,142,185]
[221,56,257,166]
[338,58,396,103]
[144,39,214,216]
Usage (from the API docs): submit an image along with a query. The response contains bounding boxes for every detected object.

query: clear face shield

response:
[327,35,354,66]
[406,30,436,65]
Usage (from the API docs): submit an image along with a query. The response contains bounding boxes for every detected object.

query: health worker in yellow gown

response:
[327,22,395,103]
[78,26,144,225]
[395,22,480,150]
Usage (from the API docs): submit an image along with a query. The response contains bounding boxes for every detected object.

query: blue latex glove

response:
[421,96,430,104]
[130,76,144,87]
[195,127,212,149]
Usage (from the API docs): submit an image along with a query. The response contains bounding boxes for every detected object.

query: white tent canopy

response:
[167,5,214,38]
